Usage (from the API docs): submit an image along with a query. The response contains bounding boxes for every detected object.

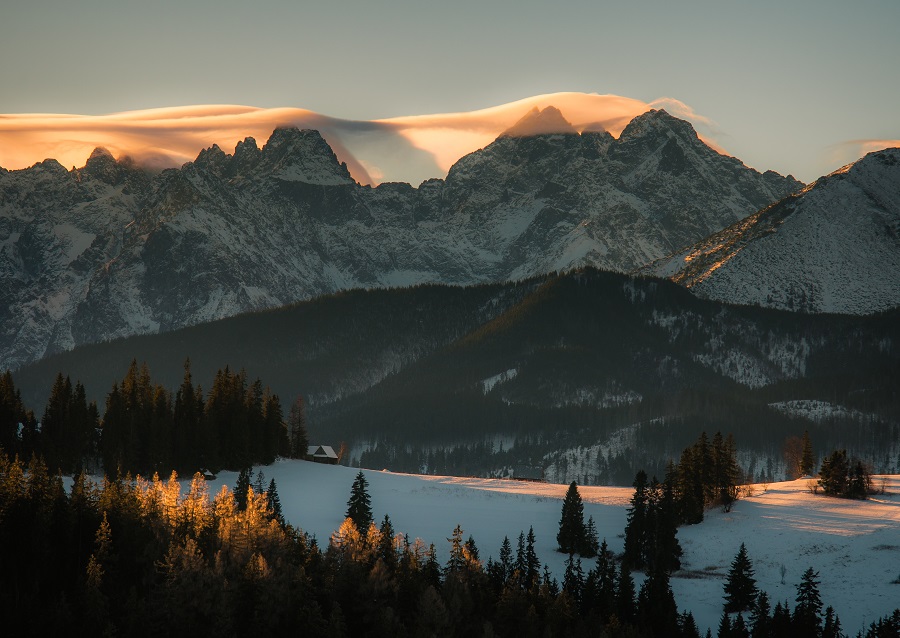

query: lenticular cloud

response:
[0,92,715,185]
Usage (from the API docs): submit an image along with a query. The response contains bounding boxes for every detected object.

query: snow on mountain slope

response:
[0,110,801,370]
[195,460,900,636]
[649,148,900,314]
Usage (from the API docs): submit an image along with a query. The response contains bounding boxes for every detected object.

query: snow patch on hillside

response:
[770,400,868,422]
[482,368,518,393]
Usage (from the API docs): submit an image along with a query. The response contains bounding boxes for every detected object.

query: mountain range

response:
[1,107,806,370]
[649,147,900,314]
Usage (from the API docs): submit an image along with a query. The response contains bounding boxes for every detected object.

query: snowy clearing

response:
[199,461,900,635]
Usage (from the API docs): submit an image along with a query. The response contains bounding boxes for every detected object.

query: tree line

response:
[4,451,898,637]
[0,360,307,477]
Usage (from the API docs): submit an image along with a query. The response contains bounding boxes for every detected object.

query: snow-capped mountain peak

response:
[648,147,900,314]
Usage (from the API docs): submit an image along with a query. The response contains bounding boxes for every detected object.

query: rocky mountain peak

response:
[502,106,577,137]
[230,137,261,176]
[618,109,699,144]
[193,144,230,175]
[260,127,353,185]
[81,147,127,184]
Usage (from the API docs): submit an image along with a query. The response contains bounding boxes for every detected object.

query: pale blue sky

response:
[2,0,898,182]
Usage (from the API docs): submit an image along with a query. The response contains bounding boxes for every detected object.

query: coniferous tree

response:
[822,606,841,638]
[724,543,758,613]
[615,562,636,624]
[800,431,815,477]
[234,467,251,511]
[288,396,310,459]
[557,481,587,555]
[497,536,513,585]
[623,470,649,569]
[718,610,732,638]
[593,539,617,621]
[525,526,540,589]
[793,567,823,638]
[749,591,771,638]
[0,371,28,452]
[345,471,373,532]
[637,567,679,637]
[174,358,204,471]
[266,478,284,527]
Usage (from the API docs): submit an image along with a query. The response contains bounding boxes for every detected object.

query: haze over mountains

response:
[1,107,804,370]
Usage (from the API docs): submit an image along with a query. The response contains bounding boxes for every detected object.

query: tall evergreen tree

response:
[557,481,587,555]
[345,471,373,532]
[623,470,649,569]
[266,478,284,527]
[793,567,823,638]
[234,467,252,511]
[724,543,758,613]
[288,396,310,459]
[749,591,771,638]
[800,431,815,477]
[615,562,636,624]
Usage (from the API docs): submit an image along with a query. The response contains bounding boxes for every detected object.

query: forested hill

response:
[11,268,900,480]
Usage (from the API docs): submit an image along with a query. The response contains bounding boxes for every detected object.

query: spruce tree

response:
[266,478,284,526]
[615,562,636,624]
[288,396,309,459]
[525,526,540,589]
[557,481,587,555]
[345,471,373,532]
[724,543,758,613]
[749,591,771,638]
[623,470,649,569]
[234,467,251,511]
[800,431,815,477]
[793,568,823,638]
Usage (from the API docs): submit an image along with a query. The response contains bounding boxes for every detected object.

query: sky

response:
[1,0,898,184]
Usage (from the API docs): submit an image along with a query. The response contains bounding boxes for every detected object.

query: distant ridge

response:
[648,147,900,314]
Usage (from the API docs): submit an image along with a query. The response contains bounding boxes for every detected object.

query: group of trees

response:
[101,360,288,474]
[672,431,742,524]
[817,450,873,499]
[622,470,682,574]
[2,450,900,637]
[0,361,307,476]
[718,543,846,638]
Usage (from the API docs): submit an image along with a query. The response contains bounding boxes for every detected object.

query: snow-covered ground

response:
[203,460,900,635]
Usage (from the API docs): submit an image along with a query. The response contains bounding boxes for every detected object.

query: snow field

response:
[206,460,900,635]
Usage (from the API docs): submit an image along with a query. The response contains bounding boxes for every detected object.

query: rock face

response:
[649,148,900,315]
[0,109,801,369]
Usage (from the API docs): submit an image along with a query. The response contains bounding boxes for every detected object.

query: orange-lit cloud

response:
[825,139,900,177]
[0,93,731,186]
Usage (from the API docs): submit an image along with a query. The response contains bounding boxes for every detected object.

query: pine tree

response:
[562,554,584,604]
[234,467,251,511]
[525,526,540,589]
[557,481,587,555]
[800,431,815,477]
[822,606,841,638]
[615,562,636,624]
[718,610,732,638]
[724,543,758,613]
[345,471,373,532]
[288,396,309,459]
[793,567,823,638]
[266,478,284,527]
[623,470,649,569]
[749,591,771,638]
[498,535,513,585]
